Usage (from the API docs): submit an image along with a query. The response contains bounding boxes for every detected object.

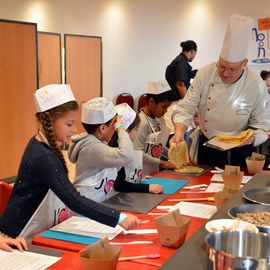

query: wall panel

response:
[0,20,38,178]
[65,34,102,132]
[38,32,61,87]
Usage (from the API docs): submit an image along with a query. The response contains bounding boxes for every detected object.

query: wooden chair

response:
[116,93,134,109]
[137,94,147,112]
[0,181,13,215]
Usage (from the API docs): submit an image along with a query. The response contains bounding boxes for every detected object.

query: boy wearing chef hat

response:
[133,80,178,176]
[171,14,270,167]
[109,103,163,194]
[68,97,134,202]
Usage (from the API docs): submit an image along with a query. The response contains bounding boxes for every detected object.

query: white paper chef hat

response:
[115,103,136,129]
[81,97,117,124]
[147,80,171,94]
[34,84,75,112]
[220,14,255,62]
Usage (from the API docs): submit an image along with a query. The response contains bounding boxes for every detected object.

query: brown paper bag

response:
[222,165,243,190]
[246,152,265,174]
[213,188,237,209]
[154,209,190,248]
[79,237,121,270]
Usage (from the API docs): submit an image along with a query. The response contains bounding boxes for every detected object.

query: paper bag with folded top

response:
[154,209,190,248]
[214,187,239,209]
[79,237,121,270]
[222,165,243,190]
[214,166,243,208]
[246,152,266,174]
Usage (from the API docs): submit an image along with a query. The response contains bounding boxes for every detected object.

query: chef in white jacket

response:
[171,14,270,166]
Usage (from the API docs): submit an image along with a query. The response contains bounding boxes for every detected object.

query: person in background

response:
[133,80,177,176]
[0,235,27,252]
[0,85,140,239]
[171,14,270,167]
[109,103,163,194]
[165,40,198,99]
[260,70,270,94]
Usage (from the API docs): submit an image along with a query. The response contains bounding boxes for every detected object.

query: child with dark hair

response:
[260,70,270,94]
[0,85,139,239]
[109,103,163,194]
[133,80,178,176]
[69,97,142,202]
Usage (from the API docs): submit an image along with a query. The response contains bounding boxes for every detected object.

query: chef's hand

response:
[170,123,187,146]
[237,135,255,147]
[119,214,140,230]
[149,184,163,194]
[170,133,185,146]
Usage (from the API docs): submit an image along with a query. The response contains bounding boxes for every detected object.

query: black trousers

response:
[198,134,254,167]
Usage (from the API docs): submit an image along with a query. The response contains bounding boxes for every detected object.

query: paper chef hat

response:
[220,14,255,62]
[34,84,76,112]
[147,80,171,94]
[115,103,136,129]
[81,97,116,124]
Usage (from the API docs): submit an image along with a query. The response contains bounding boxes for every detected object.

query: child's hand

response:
[114,118,125,132]
[149,184,163,194]
[119,214,140,230]
[160,160,178,169]
[0,236,28,252]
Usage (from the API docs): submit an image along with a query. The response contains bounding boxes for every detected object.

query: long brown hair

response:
[36,101,78,174]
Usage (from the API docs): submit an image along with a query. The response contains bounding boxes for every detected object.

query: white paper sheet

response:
[123,229,158,235]
[169,202,217,219]
[50,216,123,240]
[180,191,210,194]
[205,183,225,192]
[210,174,252,184]
[0,250,60,270]
[183,184,208,190]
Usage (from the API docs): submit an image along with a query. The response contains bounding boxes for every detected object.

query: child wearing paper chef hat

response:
[109,103,163,194]
[133,80,178,176]
[0,85,139,240]
[69,97,138,202]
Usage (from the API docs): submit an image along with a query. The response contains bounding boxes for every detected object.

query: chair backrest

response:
[116,93,134,109]
[0,181,13,215]
[137,94,147,112]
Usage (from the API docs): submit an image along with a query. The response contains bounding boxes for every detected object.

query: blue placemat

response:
[143,177,189,194]
[40,230,100,245]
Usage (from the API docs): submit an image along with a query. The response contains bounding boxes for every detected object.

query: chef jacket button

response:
[207,108,210,111]
[208,96,211,100]
[205,120,208,122]
[211,83,214,87]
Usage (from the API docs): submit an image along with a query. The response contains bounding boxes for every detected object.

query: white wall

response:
[0,0,269,103]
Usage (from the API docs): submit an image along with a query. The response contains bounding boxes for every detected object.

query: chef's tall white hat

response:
[34,84,76,112]
[115,103,136,129]
[81,97,116,124]
[147,80,171,94]
[220,14,255,62]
